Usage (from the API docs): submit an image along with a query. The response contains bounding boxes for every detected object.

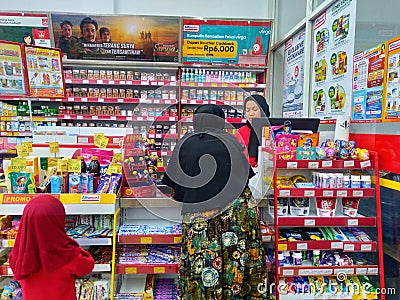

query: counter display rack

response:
[261,149,385,300]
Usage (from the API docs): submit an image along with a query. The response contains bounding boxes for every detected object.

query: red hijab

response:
[10,195,81,280]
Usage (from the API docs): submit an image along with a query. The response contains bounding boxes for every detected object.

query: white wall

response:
[0,0,273,19]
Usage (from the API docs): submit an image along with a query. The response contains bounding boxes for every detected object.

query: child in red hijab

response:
[9,195,94,300]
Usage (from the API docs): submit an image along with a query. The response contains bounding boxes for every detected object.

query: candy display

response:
[118,245,180,265]
[153,278,178,300]
[75,278,110,300]
[118,224,181,236]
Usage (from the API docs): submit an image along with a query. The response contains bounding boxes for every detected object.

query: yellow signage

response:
[22,142,33,154]
[182,39,238,59]
[16,145,28,158]
[49,142,59,154]
[10,158,27,172]
[68,159,81,173]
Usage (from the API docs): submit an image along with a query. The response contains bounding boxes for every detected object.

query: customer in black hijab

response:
[162,104,267,300]
[237,94,270,167]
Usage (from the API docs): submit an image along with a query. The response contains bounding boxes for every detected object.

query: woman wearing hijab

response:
[162,104,267,300]
[9,195,94,300]
[237,94,270,167]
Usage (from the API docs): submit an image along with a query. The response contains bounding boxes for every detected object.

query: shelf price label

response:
[113,153,123,162]
[308,161,319,168]
[323,190,334,197]
[348,219,359,226]
[125,267,137,274]
[322,161,333,167]
[304,190,315,197]
[343,243,355,251]
[286,162,298,169]
[154,267,166,273]
[49,142,59,154]
[334,268,354,275]
[174,236,182,243]
[7,239,15,247]
[140,236,153,244]
[279,190,290,197]
[367,267,378,274]
[356,268,368,275]
[282,269,294,276]
[352,190,364,197]
[22,142,32,154]
[10,158,27,172]
[344,160,355,167]
[68,159,81,173]
[296,243,308,250]
[337,190,348,197]
[360,160,371,168]
[331,242,343,249]
[304,219,316,226]
[106,163,122,175]
[361,244,372,252]
[278,244,288,251]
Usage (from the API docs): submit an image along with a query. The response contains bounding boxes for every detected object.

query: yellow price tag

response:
[125,267,137,274]
[153,267,165,273]
[16,145,28,157]
[174,236,182,243]
[278,244,288,251]
[94,133,105,145]
[7,239,15,247]
[140,236,153,244]
[113,152,123,163]
[96,136,109,149]
[57,159,68,173]
[106,163,122,175]
[10,158,27,171]
[22,142,32,154]
[68,159,81,173]
[49,142,59,154]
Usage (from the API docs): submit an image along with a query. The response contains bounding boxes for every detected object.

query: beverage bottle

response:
[88,156,101,190]
[77,156,87,173]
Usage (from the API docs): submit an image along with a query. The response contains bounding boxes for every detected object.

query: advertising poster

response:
[24,45,65,98]
[283,30,305,118]
[310,0,357,122]
[0,41,27,96]
[0,12,50,47]
[384,36,400,121]
[351,43,386,122]
[182,19,271,66]
[51,14,179,62]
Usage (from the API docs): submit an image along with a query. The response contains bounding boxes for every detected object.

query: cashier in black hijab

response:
[162,104,254,214]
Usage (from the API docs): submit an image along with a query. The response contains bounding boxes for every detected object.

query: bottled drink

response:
[77,156,87,173]
[88,156,101,190]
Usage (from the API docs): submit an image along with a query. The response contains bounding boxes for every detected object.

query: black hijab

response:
[162,104,254,214]
[245,95,270,161]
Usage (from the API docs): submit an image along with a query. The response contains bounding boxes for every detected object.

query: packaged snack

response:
[107,174,122,194]
[95,175,111,194]
[290,198,310,216]
[342,198,360,217]
[316,198,337,217]
[8,172,34,194]
[69,174,81,193]
[50,175,62,193]
[268,196,289,216]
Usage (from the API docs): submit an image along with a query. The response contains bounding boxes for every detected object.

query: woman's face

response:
[245,100,261,123]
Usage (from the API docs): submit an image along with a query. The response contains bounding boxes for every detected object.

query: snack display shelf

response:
[181,116,246,123]
[0,237,112,247]
[57,114,178,122]
[0,131,32,137]
[278,241,377,252]
[32,143,122,149]
[118,234,182,245]
[180,82,266,88]
[0,116,57,122]
[180,99,244,106]
[147,134,178,140]
[278,263,379,277]
[276,214,376,227]
[275,159,373,170]
[149,150,173,156]
[65,78,177,86]
[64,97,178,105]
[0,194,119,215]
[276,188,374,198]
[116,263,179,275]
[0,264,111,276]
[0,149,16,155]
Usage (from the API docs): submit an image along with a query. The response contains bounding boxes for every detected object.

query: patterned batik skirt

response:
[178,197,267,300]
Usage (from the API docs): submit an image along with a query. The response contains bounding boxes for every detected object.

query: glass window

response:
[275,0,307,41]
[271,45,285,117]
[313,0,327,9]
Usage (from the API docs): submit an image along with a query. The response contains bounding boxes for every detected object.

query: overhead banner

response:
[283,30,305,118]
[351,43,386,122]
[0,12,50,47]
[182,19,271,66]
[310,0,357,122]
[51,14,179,62]
[24,45,65,98]
[0,41,28,97]
[384,36,400,121]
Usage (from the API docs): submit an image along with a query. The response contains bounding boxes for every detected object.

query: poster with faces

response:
[310,0,357,122]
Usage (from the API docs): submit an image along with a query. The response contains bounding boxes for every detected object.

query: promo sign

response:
[51,14,179,62]
[182,19,271,66]
[0,12,50,47]
[283,30,306,118]
[384,36,400,121]
[310,0,357,122]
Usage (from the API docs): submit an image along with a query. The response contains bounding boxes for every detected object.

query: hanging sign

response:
[383,36,400,121]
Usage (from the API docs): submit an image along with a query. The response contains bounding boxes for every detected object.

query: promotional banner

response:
[0,12,50,47]
[24,45,65,98]
[310,0,357,122]
[283,30,305,118]
[51,14,179,62]
[351,43,386,122]
[182,19,271,66]
[384,36,400,121]
[0,41,27,96]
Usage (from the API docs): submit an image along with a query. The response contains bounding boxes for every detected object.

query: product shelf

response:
[0,131,32,137]
[118,234,182,245]
[278,262,379,277]
[275,159,373,170]
[278,241,377,252]
[277,214,376,227]
[0,264,111,276]
[0,237,112,247]
[0,194,119,215]
[65,78,177,86]
[180,99,244,106]
[116,263,179,275]
[64,97,178,105]
[148,150,173,156]
[180,82,266,88]
[147,133,178,140]
[276,188,374,198]
[181,116,246,123]
[57,114,178,122]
